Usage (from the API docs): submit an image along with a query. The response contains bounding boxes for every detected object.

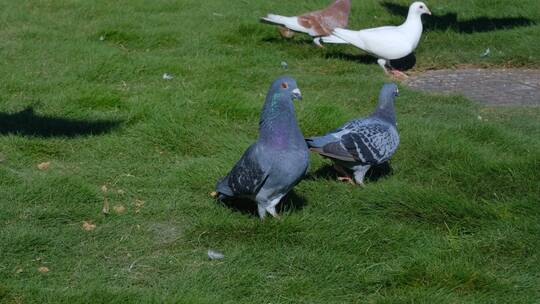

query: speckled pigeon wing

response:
[225,144,270,196]
[337,121,399,164]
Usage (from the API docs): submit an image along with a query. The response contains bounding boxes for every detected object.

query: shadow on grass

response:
[0,107,121,138]
[261,36,314,46]
[325,51,417,70]
[389,53,417,71]
[324,51,376,64]
[218,189,307,218]
[307,162,393,183]
[381,2,536,33]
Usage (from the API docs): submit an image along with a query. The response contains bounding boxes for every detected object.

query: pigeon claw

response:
[313,37,324,48]
[210,191,218,198]
[270,212,281,219]
[337,176,356,185]
[267,208,280,219]
[388,69,409,80]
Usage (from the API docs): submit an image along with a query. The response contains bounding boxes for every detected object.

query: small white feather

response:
[207,249,225,260]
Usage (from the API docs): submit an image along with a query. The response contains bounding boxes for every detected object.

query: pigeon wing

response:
[313,120,398,164]
[340,122,399,163]
[336,27,414,60]
[221,144,270,196]
[298,14,330,36]
[298,0,350,36]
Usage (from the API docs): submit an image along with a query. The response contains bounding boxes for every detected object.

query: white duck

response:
[322,2,431,77]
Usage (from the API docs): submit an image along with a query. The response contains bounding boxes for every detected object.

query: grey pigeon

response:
[214,77,308,219]
[306,83,400,185]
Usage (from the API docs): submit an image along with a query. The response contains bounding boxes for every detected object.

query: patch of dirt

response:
[404,69,540,106]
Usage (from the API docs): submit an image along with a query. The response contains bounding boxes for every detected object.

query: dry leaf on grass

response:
[15,268,23,274]
[102,199,110,214]
[38,266,49,273]
[82,221,96,231]
[113,205,126,214]
[37,162,50,170]
[101,185,110,214]
[134,199,144,213]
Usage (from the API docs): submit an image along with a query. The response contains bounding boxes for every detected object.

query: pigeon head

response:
[374,83,399,124]
[260,76,305,147]
[410,2,431,16]
[262,76,302,121]
[380,83,399,99]
[269,76,302,101]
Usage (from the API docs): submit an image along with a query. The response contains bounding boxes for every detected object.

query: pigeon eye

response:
[281,82,289,89]
[420,5,423,9]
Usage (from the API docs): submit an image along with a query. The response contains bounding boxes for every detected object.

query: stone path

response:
[404,69,540,106]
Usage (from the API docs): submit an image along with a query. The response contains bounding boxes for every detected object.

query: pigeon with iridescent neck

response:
[306,83,400,186]
[261,0,351,47]
[213,77,308,219]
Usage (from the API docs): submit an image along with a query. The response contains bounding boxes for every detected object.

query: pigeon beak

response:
[426,9,432,15]
[291,88,302,101]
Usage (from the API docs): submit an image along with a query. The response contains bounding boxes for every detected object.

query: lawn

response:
[1,0,539,303]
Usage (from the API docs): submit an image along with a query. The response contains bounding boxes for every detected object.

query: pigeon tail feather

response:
[321,35,348,44]
[216,177,234,197]
[305,134,335,148]
[332,28,366,49]
[261,15,306,33]
[261,14,289,25]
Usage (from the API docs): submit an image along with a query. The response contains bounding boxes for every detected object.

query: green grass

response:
[1,0,540,303]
